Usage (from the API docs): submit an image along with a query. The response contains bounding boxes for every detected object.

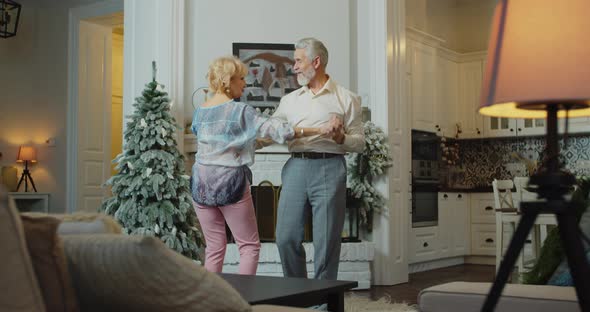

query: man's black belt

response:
[291,152,342,159]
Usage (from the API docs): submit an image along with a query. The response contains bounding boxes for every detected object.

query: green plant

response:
[522,176,590,284]
[347,121,393,230]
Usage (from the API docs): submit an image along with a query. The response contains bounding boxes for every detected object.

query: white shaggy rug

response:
[344,294,419,312]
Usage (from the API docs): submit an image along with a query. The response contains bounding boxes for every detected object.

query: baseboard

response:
[409,256,465,273]
[464,255,495,265]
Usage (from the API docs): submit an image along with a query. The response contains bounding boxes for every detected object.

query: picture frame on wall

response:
[232,42,300,110]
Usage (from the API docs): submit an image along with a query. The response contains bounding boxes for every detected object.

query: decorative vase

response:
[1,166,18,192]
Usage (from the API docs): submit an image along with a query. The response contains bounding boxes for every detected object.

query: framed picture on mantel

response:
[232,43,300,111]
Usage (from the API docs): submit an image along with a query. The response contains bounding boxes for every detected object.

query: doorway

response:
[66,1,124,213]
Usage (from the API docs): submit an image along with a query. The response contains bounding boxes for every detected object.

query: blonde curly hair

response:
[207,56,248,95]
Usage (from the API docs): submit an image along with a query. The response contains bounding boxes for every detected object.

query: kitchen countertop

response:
[438,186,494,193]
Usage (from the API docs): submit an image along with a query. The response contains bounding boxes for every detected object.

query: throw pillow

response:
[55,212,123,235]
[62,234,251,312]
[20,214,80,312]
[0,186,46,312]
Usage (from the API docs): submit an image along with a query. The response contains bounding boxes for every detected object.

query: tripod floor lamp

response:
[478,0,590,311]
[16,145,37,192]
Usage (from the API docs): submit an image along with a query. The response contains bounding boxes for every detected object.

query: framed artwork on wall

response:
[232,42,300,110]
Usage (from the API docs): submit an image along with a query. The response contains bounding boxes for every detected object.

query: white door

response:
[77,21,112,212]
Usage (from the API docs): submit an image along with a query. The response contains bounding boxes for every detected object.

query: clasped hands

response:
[319,114,345,144]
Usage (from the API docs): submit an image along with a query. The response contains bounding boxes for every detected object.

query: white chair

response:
[493,179,522,277]
[514,177,558,266]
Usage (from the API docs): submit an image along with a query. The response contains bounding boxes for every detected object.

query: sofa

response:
[418,281,579,312]
[0,188,309,312]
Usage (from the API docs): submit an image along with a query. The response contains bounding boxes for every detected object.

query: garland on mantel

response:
[347,121,393,230]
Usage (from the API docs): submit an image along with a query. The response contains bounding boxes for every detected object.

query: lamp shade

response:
[479,0,590,119]
[16,145,36,163]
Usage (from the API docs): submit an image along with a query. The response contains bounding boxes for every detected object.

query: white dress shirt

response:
[273,78,365,154]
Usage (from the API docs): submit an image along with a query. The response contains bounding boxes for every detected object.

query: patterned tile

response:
[446,134,590,188]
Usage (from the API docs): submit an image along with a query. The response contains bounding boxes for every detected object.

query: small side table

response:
[7,192,50,213]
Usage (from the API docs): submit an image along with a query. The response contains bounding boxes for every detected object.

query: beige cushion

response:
[54,212,123,235]
[252,305,312,311]
[0,188,46,312]
[62,234,251,312]
[419,282,579,312]
[21,214,79,312]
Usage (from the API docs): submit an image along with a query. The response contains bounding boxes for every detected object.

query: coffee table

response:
[220,273,358,312]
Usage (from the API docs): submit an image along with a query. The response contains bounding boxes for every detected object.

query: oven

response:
[411,178,439,227]
[411,131,440,228]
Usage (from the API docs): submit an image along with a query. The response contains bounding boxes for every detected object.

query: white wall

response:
[454,0,495,53]
[183,0,352,124]
[0,0,103,212]
[405,0,495,53]
[0,3,69,212]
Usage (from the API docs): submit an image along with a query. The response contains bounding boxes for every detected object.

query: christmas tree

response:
[101,62,203,260]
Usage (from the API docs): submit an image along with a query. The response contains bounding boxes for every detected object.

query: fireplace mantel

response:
[222,241,375,290]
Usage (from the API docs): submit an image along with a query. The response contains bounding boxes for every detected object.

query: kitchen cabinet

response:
[457,60,484,138]
[470,193,497,256]
[435,55,459,137]
[485,118,547,137]
[409,225,440,263]
[409,192,470,264]
[407,28,458,136]
[439,192,470,257]
[408,39,438,133]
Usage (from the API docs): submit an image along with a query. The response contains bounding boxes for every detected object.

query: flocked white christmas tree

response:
[101,62,203,260]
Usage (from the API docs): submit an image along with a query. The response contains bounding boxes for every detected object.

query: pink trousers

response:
[193,186,261,275]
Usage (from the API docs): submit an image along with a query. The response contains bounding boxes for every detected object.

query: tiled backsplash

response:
[450,134,590,188]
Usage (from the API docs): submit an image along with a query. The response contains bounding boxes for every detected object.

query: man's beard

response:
[296,67,316,86]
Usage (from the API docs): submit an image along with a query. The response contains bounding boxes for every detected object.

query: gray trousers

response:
[276,156,346,280]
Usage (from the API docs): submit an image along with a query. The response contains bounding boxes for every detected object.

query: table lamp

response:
[16,145,37,192]
[478,0,590,310]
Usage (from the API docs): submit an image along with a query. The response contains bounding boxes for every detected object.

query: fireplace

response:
[226,181,313,243]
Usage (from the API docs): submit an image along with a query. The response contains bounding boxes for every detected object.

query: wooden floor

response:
[351,264,496,305]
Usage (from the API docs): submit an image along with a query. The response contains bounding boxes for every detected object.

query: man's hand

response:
[332,127,345,144]
[320,114,343,134]
[319,114,345,144]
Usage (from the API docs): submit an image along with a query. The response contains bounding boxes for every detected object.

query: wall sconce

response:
[16,145,37,192]
[0,0,21,39]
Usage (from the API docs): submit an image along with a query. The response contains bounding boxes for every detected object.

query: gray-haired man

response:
[273,37,365,280]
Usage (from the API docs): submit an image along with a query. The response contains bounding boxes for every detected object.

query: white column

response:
[123,0,186,152]
[358,0,410,285]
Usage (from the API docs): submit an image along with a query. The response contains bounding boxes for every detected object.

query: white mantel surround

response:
[223,242,375,290]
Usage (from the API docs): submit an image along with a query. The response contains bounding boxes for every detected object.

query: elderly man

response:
[273,37,365,281]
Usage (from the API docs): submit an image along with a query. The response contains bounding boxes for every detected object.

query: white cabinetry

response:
[561,116,590,134]
[469,193,497,256]
[409,192,471,264]
[409,226,440,263]
[408,39,438,134]
[457,60,484,138]
[439,192,470,257]
[407,28,452,135]
[486,117,546,137]
[435,54,459,136]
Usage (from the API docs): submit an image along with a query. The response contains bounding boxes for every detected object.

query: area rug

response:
[344,294,419,312]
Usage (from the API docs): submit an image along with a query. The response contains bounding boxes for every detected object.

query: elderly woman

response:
[191,56,325,275]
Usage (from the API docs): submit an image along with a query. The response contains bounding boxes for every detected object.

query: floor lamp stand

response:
[482,106,590,311]
[16,160,37,192]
